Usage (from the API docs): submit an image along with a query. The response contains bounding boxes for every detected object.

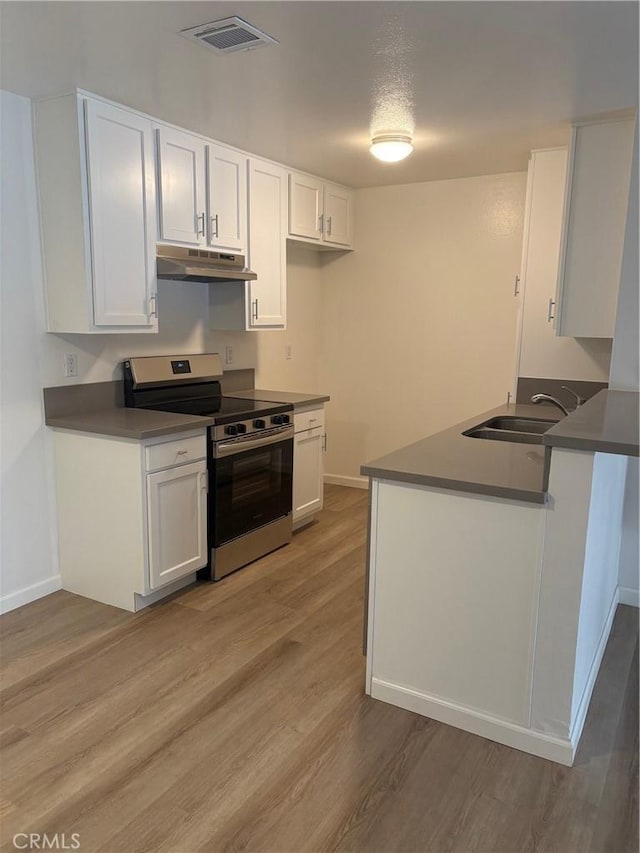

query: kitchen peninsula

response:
[361,390,639,765]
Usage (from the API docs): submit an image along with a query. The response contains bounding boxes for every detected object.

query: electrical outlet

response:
[224,345,233,366]
[63,352,78,378]
[285,343,292,360]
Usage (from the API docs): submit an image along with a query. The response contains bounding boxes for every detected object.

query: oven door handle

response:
[214,428,293,458]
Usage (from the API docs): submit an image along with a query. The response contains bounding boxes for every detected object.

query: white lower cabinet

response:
[147,459,207,590]
[52,429,208,611]
[293,407,326,528]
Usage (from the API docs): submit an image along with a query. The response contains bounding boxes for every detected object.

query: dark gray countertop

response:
[225,389,330,408]
[544,389,639,456]
[46,409,215,440]
[361,403,561,504]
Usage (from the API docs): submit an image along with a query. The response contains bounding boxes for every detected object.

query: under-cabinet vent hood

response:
[180,16,278,54]
[156,246,257,283]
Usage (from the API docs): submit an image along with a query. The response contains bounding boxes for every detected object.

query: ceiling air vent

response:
[180,16,278,54]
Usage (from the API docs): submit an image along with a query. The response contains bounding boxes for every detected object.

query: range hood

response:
[156,245,257,282]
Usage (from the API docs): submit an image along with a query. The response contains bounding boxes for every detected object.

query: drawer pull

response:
[177,449,188,456]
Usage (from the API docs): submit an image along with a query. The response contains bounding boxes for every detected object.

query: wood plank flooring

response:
[1,485,637,853]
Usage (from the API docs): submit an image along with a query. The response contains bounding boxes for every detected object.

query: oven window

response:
[211,439,293,546]
[232,450,281,505]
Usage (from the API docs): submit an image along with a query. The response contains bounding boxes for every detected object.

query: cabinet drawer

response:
[294,408,325,434]
[145,434,206,473]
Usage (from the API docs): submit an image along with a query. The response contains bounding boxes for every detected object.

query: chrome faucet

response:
[530,394,570,416]
[561,385,585,407]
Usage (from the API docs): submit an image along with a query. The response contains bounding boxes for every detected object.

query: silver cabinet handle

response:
[322,433,327,452]
[177,449,188,455]
[326,216,332,237]
[197,212,205,237]
[318,213,324,234]
[211,214,219,239]
[514,275,521,296]
[547,298,556,322]
[252,299,259,321]
[148,293,157,318]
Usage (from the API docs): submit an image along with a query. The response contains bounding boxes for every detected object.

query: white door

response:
[84,99,157,327]
[289,173,324,241]
[146,460,207,589]
[323,184,353,247]
[248,159,287,328]
[156,126,207,246]
[207,144,247,252]
[293,427,324,521]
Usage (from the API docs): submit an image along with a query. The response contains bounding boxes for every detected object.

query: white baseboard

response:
[0,574,62,614]
[324,474,369,490]
[370,678,575,766]
[618,586,639,607]
[569,588,619,747]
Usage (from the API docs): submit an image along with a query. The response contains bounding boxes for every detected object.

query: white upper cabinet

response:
[289,173,324,241]
[288,171,354,249]
[555,117,635,338]
[323,183,354,247]
[248,159,288,327]
[33,93,158,333]
[156,126,207,246]
[207,143,247,252]
[209,158,287,330]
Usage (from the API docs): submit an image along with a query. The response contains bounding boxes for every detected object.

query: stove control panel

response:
[214,409,294,443]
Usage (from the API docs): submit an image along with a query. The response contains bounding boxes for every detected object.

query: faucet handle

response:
[561,385,585,407]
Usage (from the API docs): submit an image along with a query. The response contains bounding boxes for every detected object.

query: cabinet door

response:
[323,184,353,247]
[156,126,207,246]
[248,159,287,328]
[289,172,324,241]
[556,119,635,338]
[146,460,207,589]
[84,99,157,327]
[207,144,247,252]
[293,427,324,521]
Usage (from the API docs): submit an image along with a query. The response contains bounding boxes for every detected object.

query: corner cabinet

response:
[209,158,287,330]
[288,171,354,249]
[293,406,326,529]
[33,94,158,334]
[52,429,208,612]
[554,117,635,338]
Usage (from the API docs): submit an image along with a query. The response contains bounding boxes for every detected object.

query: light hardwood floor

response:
[1,485,637,853]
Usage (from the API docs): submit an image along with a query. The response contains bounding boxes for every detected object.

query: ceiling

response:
[0,2,637,187]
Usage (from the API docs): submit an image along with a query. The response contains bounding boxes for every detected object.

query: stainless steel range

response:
[123,353,294,580]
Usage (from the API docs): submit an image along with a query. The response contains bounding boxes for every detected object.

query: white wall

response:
[1,90,60,611]
[609,120,639,604]
[0,90,322,611]
[317,173,527,483]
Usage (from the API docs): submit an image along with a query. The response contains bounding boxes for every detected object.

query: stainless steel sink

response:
[463,415,558,445]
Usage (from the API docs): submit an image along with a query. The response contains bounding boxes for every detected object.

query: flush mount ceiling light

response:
[370,133,413,162]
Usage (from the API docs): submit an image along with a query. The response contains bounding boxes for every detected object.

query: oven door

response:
[211,434,293,546]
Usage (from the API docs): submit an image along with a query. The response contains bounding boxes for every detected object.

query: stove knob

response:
[225,424,238,436]
[254,419,266,429]
[281,414,291,424]
[236,423,247,434]
[272,414,283,425]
